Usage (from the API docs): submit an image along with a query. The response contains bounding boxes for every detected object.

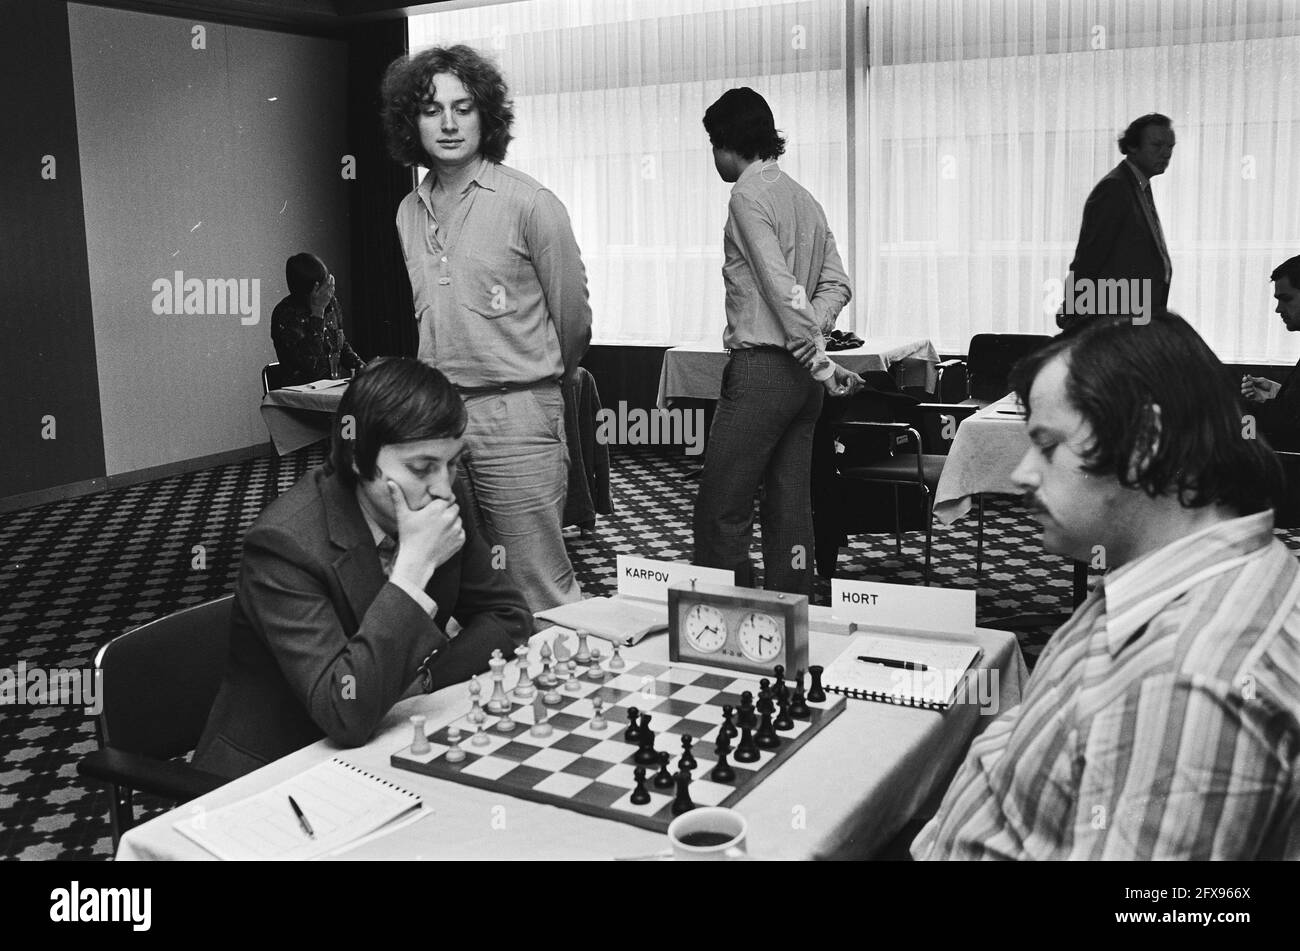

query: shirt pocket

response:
[455,247,522,320]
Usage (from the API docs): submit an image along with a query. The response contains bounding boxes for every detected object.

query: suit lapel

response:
[1119,162,1171,277]
[317,470,387,633]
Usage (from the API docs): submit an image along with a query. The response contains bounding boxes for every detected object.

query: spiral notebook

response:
[821,633,982,711]
[175,756,422,860]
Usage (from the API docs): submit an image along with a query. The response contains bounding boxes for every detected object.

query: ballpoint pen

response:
[857,655,928,672]
[288,795,315,838]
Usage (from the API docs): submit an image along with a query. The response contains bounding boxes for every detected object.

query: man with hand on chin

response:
[913,314,1300,860]
[195,358,531,780]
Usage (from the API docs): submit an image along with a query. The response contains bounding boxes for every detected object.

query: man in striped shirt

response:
[913,314,1300,860]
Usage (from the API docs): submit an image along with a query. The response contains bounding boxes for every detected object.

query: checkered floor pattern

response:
[3,444,1297,859]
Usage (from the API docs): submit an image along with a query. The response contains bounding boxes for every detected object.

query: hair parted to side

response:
[1117,113,1172,155]
[1270,255,1300,287]
[285,253,326,297]
[1010,313,1284,516]
[380,44,515,166]
[328,357,467,488]
[702,87,786,161]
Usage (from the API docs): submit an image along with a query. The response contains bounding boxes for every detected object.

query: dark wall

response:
[581,345,668,413]
[0,0,107,499]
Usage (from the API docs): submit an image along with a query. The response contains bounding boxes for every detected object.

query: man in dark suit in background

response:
[195,358,531,780]
[1242,255,1300,450]
[270,252,365,385]
[1057,114,1175,331]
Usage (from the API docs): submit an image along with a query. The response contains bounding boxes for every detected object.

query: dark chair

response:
[77,596,233,850]
[830,390,981,584]
[935,333,1054,406]
[261,362,292,394]
[1276,451,1300,529]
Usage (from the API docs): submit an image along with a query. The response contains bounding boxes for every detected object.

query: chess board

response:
[391,659,846,834]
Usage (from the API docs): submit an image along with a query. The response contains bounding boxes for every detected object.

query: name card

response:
[831,579,975,635]
[616,556,734,602]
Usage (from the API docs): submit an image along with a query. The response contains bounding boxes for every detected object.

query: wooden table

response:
[116,606,1026,861]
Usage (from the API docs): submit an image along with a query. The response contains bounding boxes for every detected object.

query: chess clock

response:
[668,581,809,677]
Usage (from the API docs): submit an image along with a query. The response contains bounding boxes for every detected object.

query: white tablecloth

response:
[656,338,940,408]
[117,605,1026,862]
[932,395,1030,525]
[259,387,346,455]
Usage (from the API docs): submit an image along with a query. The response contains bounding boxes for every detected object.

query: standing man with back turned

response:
[1058,114,1174,331]
[693,87,860,596]
[382,45,591,613]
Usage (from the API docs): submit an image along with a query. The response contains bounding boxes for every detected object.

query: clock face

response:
[737,612,783,663]
[683,603,727,654]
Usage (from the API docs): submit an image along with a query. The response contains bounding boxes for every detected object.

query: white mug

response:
[667,807,748,861]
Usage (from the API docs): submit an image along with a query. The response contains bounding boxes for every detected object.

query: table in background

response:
[656,338,940,408]
[260,386,346,456]
[117,606,1027,861]
[934,395,1088,606]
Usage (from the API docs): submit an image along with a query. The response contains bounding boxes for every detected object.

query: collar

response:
[732,159,779,191]
[1099,510,1275,656]
[355,493,391,549]
[417,155,497,208]
[1124,159,1151,192]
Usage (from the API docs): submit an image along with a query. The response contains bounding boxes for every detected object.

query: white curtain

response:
[865,0,1300,361]
[410,0,848,347]
[412,0,1300,363]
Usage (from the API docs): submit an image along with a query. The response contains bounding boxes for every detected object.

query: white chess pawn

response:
[609,645,626,670]
[470,721,490,746]
[564,660,582,693]
[467,678,486,724]
[512,644,536,700]
[587,647,606,681]
[590,696,607,731]
[444,726,466,763]
[410,715,431,755]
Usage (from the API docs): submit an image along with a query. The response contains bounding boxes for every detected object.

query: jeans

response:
[693,349,824,595]
[457,385,582,613]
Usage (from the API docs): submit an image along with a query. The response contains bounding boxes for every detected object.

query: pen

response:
[857,655,928,671]
[288,795,315,838]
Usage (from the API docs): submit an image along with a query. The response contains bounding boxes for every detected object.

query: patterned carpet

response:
[3,443,1292,860]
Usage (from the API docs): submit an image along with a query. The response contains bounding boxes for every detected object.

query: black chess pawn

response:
[756,686,774,717]
[755,709,781,749]
[774,693,794,731]
[653,751,675,789]
[678,735,697,771]
[630,766,651,805]
[807,665,827,703]
[711,737,736,783]
[773,664,790,703]
[638,713,655,747]
[634,726,659,765]
[789,670,811,718]
[733,724,760,763]
[624,706,642,743]
[738,691,756,729]
[720,705,738,739]
[671,768,696,816]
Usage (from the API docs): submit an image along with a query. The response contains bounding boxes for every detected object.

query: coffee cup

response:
[667,807,748,860]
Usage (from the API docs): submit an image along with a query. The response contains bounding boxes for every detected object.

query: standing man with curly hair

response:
[381,44,591,613]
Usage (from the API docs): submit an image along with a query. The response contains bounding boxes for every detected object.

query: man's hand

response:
[386,481,465,591]
[309,275,336,317]
[788,339,819,370]
[1241,375,1281,403]
[824,364,864,397]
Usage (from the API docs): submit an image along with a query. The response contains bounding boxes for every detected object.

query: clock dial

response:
[683,604,728,654]
[737,612,783,663]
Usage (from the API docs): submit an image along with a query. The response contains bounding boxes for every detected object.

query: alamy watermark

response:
[151,270,260,325]
[1045,272,1154,325]
[0,662,102,715]
[889,667,1000,715]
[595,401,705,456]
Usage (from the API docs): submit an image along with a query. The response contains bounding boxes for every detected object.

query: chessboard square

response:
[513,726,565,747]
[585,739,636,763]
[669,685,720,704]
[571,781,626,809]
[461,756,517,780]
[521,747,581,772]
[551,733,600,755]
[658,667,702,685]
[610,790,673,817]
[572,718,619,740]
[533,771,594,798]
[548,712,587,732]
[560,756,613,779]
[714,691,746,709]
[656,698,703,718]
[500,764,552,788]
[663,718,716,741]
[690,780,734,807]
[559,679,602,699]
[459,731,511,756]
[724,678,758,695]
[596,761,641,788]
[641,713,681,734]
[693,673,736,691]
[606,673,647,691]
[491,741,537,762]
[628,661,670,678]
[399,742,449,765]
[590,686,631,706]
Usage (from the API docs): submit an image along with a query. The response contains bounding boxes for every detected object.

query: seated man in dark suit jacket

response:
[195,358,531,779]
[1058,114,1175,331]
[1242,255,1300,451]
